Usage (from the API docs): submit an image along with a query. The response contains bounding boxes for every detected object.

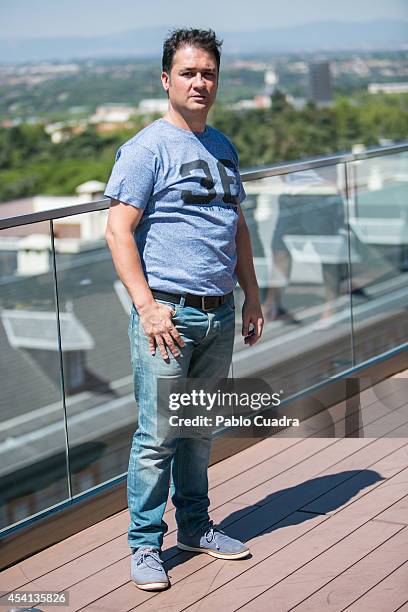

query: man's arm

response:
[105,199,185,359]
[235,204,264,346]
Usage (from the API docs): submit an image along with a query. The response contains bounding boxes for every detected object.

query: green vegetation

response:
[0,122,142,201]
[0,92,407,203]
[212,91,408,167]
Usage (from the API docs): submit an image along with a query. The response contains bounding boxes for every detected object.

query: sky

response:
[0,0,407,39]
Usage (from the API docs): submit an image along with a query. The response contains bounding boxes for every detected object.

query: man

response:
[105,28,264,591]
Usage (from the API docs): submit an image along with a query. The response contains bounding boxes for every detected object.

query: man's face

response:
[161,45,218,115]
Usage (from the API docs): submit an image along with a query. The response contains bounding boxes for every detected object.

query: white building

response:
[0,181,108,275]
[264,70,278,96]
[368,83,408,94]
[90,104,136,124]
[138,99,168,115]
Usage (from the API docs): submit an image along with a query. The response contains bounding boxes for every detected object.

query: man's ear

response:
[161,71,170,92]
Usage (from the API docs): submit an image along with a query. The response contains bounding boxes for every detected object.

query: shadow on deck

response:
[0,371,407,612]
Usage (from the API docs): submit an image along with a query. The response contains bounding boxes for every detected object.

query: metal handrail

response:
[241,142,408,180]
[0,141,407,231]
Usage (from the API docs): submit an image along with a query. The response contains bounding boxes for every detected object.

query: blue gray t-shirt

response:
[104,118,246,295]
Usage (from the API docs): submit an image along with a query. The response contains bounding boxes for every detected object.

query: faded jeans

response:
[127,293,236,551]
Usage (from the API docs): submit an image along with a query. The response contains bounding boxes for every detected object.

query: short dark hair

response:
[162,28,223,74]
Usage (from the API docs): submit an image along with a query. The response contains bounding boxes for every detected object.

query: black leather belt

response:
[151,289,233,312]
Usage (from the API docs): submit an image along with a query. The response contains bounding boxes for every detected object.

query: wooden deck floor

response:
[1,372,407,612]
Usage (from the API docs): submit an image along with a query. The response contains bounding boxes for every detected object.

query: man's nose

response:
[193,73,205,87]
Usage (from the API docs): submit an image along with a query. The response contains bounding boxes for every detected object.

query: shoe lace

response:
[136,548,163,570]
[204,522,225,549]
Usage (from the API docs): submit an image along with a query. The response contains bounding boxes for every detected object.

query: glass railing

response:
[347,151,408,364]
[233,161,354,396]
[0,143,407,535]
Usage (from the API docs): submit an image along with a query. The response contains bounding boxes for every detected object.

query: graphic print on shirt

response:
[180,159,240,207]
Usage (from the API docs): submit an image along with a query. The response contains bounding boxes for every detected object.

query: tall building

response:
[308,61,332,105]
[264,69,278,96]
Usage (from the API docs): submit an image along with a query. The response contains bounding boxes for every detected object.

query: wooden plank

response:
[0,478,128,574]
[392,370,408,378]
[12,439,334,594]
[369,376,407,398]
[205,438,340,510]
[372,493,408,526]
[238,436,406,509]
[223,375,408,519]
[83,441,408,609]
[36,501,251,612]
[0,510,128,591]
[301,441,408,514]
[76,513,329,612]
[124,444,407,610]
[169,463,408,612]
[4,374,392,583]
[234,521,405,611]
[32,439,407,610]
[26,439,338,610]
[336,385,408,439]
[2,371,397,590]
[0,565,29,594]
[342,561,408,612]
[362,402,408,437]
[262,380,407,448]
[0,430,404,604]
[81,442,378,611]
[1,390,404,600]
[168,437,299,510]
[291,526,408,611]
[0,437,296,591]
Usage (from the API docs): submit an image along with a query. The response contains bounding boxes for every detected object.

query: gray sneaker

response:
[177,522,250,560]
[131,547,169,590]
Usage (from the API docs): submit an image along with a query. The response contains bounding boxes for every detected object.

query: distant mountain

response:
[1,20,407,63]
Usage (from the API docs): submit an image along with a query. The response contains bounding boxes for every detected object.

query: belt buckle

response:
[201,296,218,312]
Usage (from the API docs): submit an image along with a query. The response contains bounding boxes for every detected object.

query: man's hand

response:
[242,298,264,346]
[139,301,185,360]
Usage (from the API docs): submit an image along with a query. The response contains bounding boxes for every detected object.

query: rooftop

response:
[1,371,407,611]
[0,143,407,609]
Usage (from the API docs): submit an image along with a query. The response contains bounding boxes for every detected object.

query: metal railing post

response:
[50,219,73,501]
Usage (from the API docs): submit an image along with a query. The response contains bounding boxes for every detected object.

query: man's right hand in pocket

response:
[139,301,185,360]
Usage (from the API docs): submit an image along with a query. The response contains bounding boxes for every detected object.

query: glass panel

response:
[235,163,354,397]
[0,221,69,531]
[348,152,408,364]
[52,210,135,497]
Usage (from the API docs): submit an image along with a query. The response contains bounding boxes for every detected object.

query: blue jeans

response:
[127,293,236,551]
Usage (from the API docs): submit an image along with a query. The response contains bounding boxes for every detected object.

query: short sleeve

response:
[104,144,155,209]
